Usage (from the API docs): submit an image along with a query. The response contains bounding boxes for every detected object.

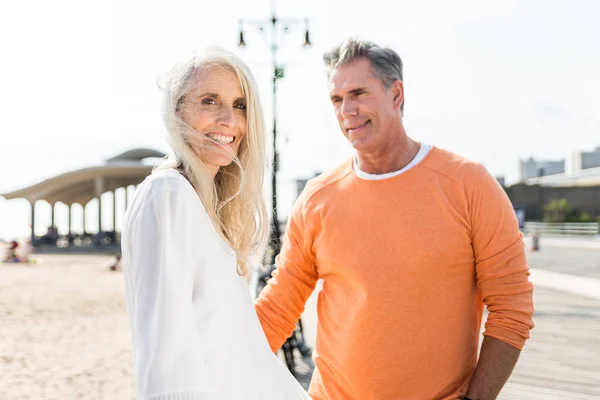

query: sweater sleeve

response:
[128,187,211,400]
[255,194,319,352]
[467,164,534,350]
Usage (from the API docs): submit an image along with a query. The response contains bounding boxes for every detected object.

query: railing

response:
[523,222,600,237]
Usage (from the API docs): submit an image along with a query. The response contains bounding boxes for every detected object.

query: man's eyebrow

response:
[330,87,367,101]
[348,87,367,95]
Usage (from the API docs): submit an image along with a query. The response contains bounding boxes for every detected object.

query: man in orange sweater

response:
[255,38,534,400]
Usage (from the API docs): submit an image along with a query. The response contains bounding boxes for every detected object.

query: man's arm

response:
[465,163,535,399]
[255,193,319,352]
[464,336,521,400]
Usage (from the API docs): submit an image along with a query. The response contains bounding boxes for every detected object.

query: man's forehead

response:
[328,60,373,93]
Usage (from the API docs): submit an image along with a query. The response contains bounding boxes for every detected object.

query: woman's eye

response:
[235,103,247,110]
[201,98,217,105]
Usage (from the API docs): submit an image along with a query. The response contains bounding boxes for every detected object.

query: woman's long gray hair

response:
[156,47,268,275]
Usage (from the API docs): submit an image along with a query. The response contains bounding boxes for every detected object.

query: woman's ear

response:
[176,95,186,114]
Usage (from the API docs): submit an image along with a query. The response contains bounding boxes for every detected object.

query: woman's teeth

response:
[207,133,234,144]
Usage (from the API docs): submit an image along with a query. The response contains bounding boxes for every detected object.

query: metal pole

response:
[539,166,545,220]
[269,7,282,262]
[238,5,311,264]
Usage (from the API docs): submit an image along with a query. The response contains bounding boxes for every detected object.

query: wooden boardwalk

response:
[499,286,600,399]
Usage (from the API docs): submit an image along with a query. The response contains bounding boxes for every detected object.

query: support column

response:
[124,185,129,212]
[112,190,117,233]
[82,203,87,235]
[51,202,56,228]
[30,199,36,244]
[67,203,73,247]
[68,204,73,236]
[95,177,104,245]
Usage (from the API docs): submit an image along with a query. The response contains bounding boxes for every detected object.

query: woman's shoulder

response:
[127,168,204,223]
[134,168,198,205]
[142,168,195,195]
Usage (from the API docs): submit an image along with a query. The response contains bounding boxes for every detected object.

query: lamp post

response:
[537,163,545,220]
[238,4,311,264]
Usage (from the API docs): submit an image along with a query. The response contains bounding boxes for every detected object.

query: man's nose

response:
[340,98,358,119]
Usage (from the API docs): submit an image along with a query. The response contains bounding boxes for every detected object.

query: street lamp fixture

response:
[303,20,311,46]
[238,7,312,264]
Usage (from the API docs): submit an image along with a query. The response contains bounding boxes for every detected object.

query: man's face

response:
[328,58,403,152]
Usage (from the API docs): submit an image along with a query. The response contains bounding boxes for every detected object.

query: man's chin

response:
[349,137,372,152]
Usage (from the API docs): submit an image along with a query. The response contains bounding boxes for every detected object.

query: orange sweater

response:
[255,147,534,400]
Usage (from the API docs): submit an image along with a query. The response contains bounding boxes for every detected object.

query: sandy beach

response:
[0,253,134,399]
[0,250,312,400]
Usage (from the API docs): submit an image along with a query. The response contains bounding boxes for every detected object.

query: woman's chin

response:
[207,156,236,169]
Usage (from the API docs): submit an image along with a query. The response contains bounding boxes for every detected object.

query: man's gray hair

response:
[323,38,404,111]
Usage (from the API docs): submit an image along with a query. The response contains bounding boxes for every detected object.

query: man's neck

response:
[356,134,420,175]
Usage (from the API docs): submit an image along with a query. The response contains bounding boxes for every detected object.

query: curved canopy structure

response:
[105,148,167,164]
[1,148,166,246]
[1,148,166,205]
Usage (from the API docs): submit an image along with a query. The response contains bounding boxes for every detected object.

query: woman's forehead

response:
[190,66,243,97]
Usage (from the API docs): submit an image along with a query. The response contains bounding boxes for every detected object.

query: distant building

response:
[572,146,600,171]
[519,157,565,181]
[520,145,600,187]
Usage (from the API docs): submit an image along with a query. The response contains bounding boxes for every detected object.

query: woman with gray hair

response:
[121,47,311,399]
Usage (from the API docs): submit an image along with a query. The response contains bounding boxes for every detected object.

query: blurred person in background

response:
[3,240,20,263]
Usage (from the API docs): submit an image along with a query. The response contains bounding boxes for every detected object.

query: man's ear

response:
[391,80,404,110]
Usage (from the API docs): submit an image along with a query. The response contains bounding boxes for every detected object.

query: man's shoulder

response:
[298,158,354,205]
[423,146,491,186]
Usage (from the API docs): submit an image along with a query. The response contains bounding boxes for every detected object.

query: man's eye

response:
[202,98,217,105]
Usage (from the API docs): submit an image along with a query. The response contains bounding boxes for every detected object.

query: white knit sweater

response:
[121,169,310,400]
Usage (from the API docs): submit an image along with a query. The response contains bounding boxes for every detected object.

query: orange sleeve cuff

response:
[483,326,529,351]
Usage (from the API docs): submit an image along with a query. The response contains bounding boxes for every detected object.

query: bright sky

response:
[1,0,599,241]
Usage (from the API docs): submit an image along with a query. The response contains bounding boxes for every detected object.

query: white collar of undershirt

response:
[353,143,432,181]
